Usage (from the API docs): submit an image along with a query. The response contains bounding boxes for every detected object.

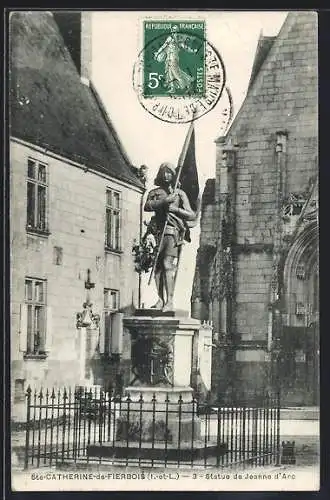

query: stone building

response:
[10,12,145,420]
[191,12,318,406]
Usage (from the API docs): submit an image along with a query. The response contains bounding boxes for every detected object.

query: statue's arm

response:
[169,190,196,220]
[144,190,168,212]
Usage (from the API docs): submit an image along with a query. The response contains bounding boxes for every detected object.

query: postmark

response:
[133,21,226,124]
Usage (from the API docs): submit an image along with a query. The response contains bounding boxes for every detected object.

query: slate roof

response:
[9,11,144,190]
[216,12,317,143]
[247,33,276,91]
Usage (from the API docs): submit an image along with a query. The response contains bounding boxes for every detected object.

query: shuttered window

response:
[105,189,121,251]
[26,158,49,234]
[99,289,120,354]
[22,278,51,356]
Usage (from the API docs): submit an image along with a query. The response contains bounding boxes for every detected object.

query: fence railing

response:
[23,386,280,470]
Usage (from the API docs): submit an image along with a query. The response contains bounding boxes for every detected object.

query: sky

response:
[91,11,288,310]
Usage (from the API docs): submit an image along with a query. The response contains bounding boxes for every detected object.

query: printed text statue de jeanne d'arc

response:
[144,161,198,313]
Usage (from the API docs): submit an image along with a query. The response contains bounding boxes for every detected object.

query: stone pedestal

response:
[125,311,200,388]
[87,310,220,462]
[121,312,201,446]
[117,386,201,444]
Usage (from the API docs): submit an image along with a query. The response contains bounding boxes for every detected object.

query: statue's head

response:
[154,162,177,187]
[171,25,179,34]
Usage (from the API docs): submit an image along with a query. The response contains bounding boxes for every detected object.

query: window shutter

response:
[104,311,112,354]
[99,312,106,354]
[44,306,52,352]
[111,312,124,354]
[19,304,27,352]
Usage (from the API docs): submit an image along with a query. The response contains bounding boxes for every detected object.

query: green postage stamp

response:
[143,21,206,98]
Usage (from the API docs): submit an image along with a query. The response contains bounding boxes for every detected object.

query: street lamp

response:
[76,269,100,329]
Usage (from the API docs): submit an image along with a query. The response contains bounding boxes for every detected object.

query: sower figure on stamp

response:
[144,162,196,312]
[154,25,198,94]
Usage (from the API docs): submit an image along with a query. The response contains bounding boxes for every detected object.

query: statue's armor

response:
[146,187,189,258]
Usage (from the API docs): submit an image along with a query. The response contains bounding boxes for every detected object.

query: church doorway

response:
[280,220,319,406]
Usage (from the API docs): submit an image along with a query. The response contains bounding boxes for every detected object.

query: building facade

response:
[192,12,318,406]
[10,12,145,420]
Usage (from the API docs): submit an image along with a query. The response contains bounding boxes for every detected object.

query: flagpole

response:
[148,115,196,286]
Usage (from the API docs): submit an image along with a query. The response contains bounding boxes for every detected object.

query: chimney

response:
[52,11,92,85]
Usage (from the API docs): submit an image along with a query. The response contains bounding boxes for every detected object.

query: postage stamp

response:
[143,21,206,98]
[133,20,226,123]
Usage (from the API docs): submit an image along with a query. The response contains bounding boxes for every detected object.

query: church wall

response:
[235,253,273,341]
[200,203,216,247]
[196,12,318,404]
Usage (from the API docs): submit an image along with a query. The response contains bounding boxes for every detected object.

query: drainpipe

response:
[214,137,238,396]
[268,131,288,351]
[213,136,227,333]
[221,141,237,340]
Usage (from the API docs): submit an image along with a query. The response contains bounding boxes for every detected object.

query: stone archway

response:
[281,220,319,406]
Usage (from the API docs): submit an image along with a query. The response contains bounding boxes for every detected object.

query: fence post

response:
[216,404,221,467]
[61,388,68,464]
[126,392,131,468]
[241,400,246,465]
[275,389,281,466]
[178,393,183,468]
[24,386,32,470]
[252,406,258,467]
[36,388,43,468]
[98,389,104,447]
[72,387,78,461]
[86,388,92,465]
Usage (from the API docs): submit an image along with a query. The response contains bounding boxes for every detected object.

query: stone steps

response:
[280,407,319,420]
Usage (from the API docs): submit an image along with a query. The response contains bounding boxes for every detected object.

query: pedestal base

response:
[134,308,189,318]
[87,441,225,462]
[86,385,227,464]
[115,386,201,444]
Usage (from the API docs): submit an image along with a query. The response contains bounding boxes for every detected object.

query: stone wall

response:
[229,11,317,343]
[194,12,318,402]
[10,139,142,419]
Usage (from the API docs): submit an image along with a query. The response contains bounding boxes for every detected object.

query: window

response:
[14,379,25,402]
[295,302,306,316]
[27,158,48,233]
[100,289,120,355]
[53,246,63,265]
[104,288,120,311]
[296,263,306,280]
[25,278,47,355]
[105,189,121,251]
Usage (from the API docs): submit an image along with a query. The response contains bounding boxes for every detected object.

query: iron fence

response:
[23,386,280,470]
